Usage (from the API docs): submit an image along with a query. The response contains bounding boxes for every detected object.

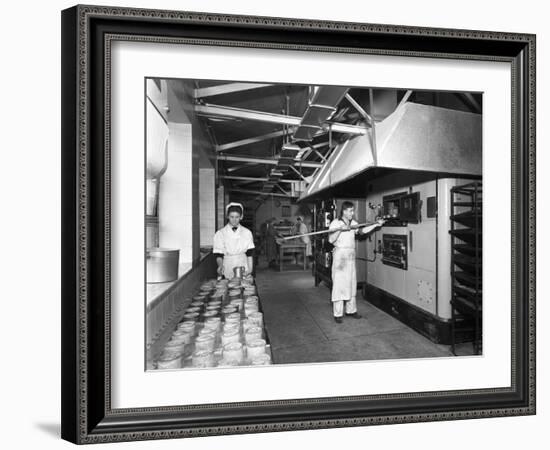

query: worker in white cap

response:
[328,201,384,323]
[213,202,255,279]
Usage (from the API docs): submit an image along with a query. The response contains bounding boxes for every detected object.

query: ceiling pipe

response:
[313,149,327,162]
[216,129,294,152]
[274,184,292,197]
[195,104,367,136]
[344,93,371,125]
[369,88,378,166]
[289,165,308,182]
[397,90,413,110]
[226,163,260,173]
[218,154,322,168]
[460,92,482,114]
[221,175,298,184]
[193,83,274,99]
[228,188,295,198]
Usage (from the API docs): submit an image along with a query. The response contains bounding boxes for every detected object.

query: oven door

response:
[382,234,408,270]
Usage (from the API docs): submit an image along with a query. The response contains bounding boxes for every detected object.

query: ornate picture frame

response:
[61,4,536,444]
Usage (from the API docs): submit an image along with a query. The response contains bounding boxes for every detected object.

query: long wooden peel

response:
[280,221,382,240]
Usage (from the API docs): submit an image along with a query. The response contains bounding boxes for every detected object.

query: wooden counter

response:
[276,240,307,271]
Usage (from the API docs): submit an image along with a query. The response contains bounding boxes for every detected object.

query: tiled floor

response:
[255,264,473,365]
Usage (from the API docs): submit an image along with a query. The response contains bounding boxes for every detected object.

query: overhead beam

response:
[397,90,413,110]
[195,104,367,135]
[309,166,321,181]
[345,93,371,124]
[289,165,309,182]
[226,163,259,173]
[227,188,295,198]
[299,148,313,161]
[221,175,297,184]
[216,129,292,152]
[461,92,482,114]
[218,154,322,168]
[295,142,328,161]
[223,175,268,182]
[369,89,378,166]
[193,83,273,99]
[319,145,336,165]
[230,180,260,187]
[303,141,329,153]
[312,141,329,149]
[313,149,327,162]
[323,127,338,163]
[274,184,292,197]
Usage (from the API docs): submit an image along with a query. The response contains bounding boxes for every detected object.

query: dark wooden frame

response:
[61,4,536,444]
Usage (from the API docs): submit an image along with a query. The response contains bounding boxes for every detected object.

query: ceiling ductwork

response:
[197,81,481,203]
[293,86,350,141]
[198,85,365,199]
[250,87,352,198]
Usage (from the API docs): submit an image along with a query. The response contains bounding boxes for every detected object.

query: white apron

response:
[223,253,249,279]
[328,218,358,302]
[331,247,357,302]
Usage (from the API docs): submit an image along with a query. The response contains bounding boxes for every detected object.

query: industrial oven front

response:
[361,173,479,344]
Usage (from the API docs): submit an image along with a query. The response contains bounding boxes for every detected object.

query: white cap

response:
[226,202,244,215]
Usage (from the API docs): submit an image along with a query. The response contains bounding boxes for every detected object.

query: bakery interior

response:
[145,78,482,370]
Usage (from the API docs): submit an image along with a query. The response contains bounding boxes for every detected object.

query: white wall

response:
[2,1,546,449]
[148,79,218,262]
[199,168,216,246]
[157,121,194,262]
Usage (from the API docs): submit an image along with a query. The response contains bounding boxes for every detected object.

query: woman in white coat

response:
[213,202,255,279]
[292,216,312,268]
[328,201,384,323]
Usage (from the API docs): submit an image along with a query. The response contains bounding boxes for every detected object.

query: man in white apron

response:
[213,202,255,279]
[328,201,384,323]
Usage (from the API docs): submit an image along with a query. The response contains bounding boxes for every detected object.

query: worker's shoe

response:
[345,312,362,319]
[334,316,343,324]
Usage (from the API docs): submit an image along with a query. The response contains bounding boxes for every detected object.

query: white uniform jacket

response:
[213,224,255,277]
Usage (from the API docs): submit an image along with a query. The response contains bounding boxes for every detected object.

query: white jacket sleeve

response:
[213,230,225,255]
[246,230,255,250]
[328,219,341,244]
[361,223,379,234]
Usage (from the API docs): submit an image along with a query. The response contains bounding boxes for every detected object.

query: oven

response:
[382,234,408,270]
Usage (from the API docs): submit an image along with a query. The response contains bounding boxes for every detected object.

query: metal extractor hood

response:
[300,102,482,200]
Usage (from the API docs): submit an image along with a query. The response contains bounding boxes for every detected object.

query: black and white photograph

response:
[54,2,538,445]
[145,79,483,370]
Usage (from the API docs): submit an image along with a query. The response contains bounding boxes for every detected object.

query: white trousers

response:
[333,296,357,317]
